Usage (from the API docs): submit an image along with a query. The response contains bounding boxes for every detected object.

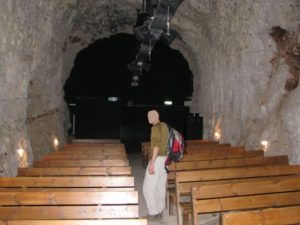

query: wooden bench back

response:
[191,176,300,225]
[168,155,289,181]
[222,205,300,225]
[0,191,139,219]
[0,219,147,225]
[40,154,127,160]
[185,144,232,152]
[18,166,132,176]
[64,143,125,149]
[32,159,129,167]
[52,148,126,155]
[182,149,263,161]
[0,176,134,188]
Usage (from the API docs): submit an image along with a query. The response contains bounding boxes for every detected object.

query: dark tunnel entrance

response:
[64,33,200,152]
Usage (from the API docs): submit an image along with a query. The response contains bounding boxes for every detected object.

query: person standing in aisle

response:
[143,110,169,221]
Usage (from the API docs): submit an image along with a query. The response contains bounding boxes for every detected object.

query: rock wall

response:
[173,0,300,162]
[0,0,76,176]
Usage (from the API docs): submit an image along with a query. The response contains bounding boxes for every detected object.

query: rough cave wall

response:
[0,0,76,176]
[1,0,299,179]
[173,0,300,163]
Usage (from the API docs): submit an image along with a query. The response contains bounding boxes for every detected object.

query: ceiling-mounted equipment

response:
[129,0,184,85]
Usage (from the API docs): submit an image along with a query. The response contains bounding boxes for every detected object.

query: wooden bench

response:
[0,190,139,219]
[174,164,300,225]
[221,205,300,225]
[18,166,132,176]
[0,219,147,225]
[191,175,300,225]
[167,155,289,182]
[32,159,129,167]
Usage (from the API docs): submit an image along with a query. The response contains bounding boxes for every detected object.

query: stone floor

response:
[128,154,178,225]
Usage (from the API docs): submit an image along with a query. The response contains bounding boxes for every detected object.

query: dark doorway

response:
[64,33,194,153]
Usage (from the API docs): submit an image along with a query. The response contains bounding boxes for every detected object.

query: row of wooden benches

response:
[144,141,300,225]
[0,142,147,225]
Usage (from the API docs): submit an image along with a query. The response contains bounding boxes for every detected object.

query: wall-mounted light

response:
[53,137,59,150]
[17,148,25,157]
[261,140,269,152]
[16,148,28,168]
[164,100,173,106]
[214,131,221,141]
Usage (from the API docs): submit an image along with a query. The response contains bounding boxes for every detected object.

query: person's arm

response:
[149,146,159,174]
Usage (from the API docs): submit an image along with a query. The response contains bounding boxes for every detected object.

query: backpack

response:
[165,126,186,173]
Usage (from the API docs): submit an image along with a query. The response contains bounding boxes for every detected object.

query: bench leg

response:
[169,193,176,215]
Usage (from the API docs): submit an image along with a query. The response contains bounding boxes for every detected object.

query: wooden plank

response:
[0,191,138,205]
[48,149,126,155]
[167,155,289,181]
[40,154,127,160]
[174,164,300,209]
[191,175,300,199]
[18,167,132,176]
[32,159,129,167]
[182,149,264,161]
[0,176,134,188]
[185,144,232,151]
[195,191,300,213]
[71,139,121,143]
[0,188,135,192]
[169,155,288,171]
[222,205,300,225]
[0,219,147,225]
[63,143,125,150]
[64,143,124,148]
[0,205,139,219]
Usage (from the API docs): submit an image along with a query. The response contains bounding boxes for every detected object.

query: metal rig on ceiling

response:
[128,0,184,86]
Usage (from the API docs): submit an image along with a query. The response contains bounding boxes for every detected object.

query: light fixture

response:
[53,138,59,150]
[108,97,118,102]
[16,148,28,168]
[164,100,173,106]
[17,148,25,157]
[261,140,269,152]
[214,131,221,141]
